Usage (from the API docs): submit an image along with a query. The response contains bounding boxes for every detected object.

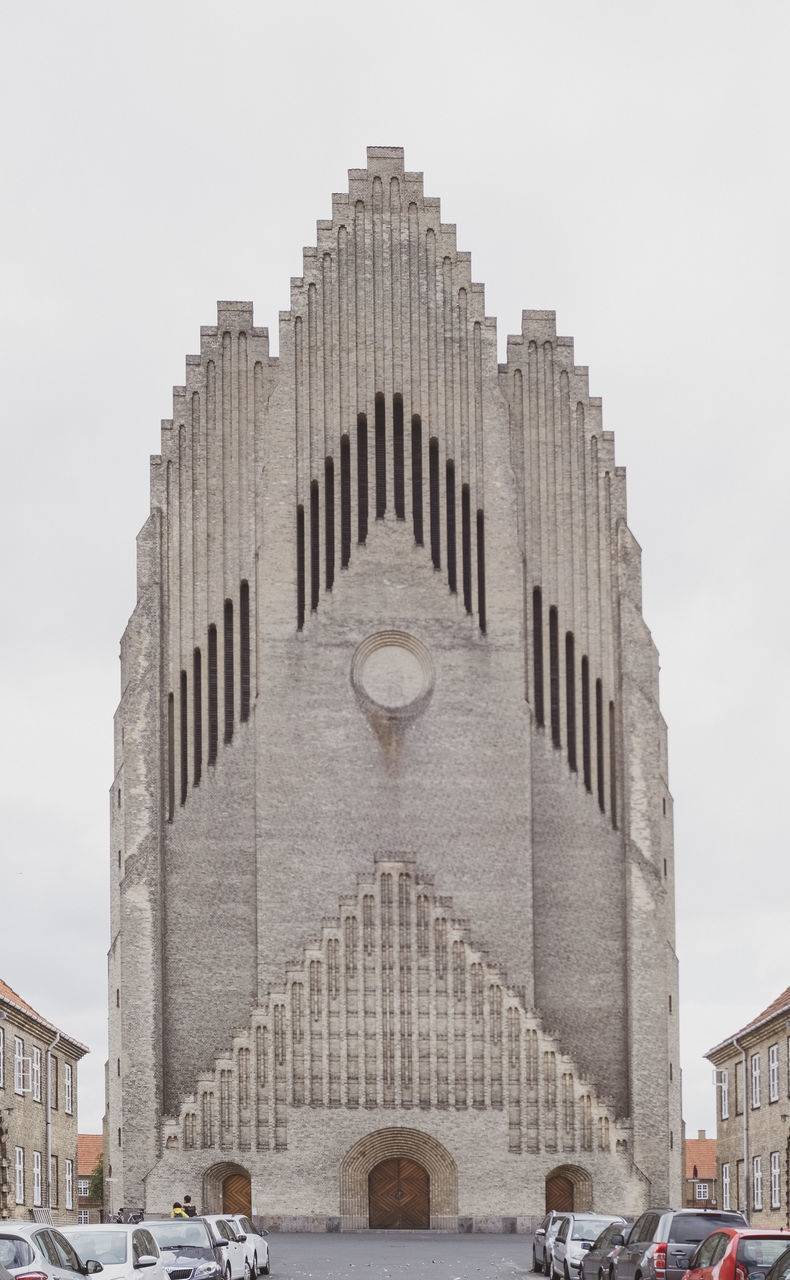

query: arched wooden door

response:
[369,1157,430,1229]
[546,1174,574,1211]
[222,1172,251,1216]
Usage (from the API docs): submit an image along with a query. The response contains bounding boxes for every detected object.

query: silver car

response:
[61,1226,165,1280]
[552,1215,626,1280]
[224,1220,268,1278]
[0,1223,101,1280]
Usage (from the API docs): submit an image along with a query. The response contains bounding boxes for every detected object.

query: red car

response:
[683,1229,790,1280]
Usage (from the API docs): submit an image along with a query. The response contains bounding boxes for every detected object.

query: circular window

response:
[351,631,434,720]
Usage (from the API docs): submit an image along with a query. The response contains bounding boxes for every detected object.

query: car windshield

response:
[0,1238,34,1269]
[737,1240,790,1268]
[67,1233,128,1266]
[670,1217,745,1245]
[147,1221,212,1248]
[574,1220,612,1241]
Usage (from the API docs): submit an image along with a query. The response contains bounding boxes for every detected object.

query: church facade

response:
[107,147,680,1229]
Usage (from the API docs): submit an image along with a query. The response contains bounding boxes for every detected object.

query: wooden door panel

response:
[223,1173,252,1216]
[369,1157,429,1229]
[546,1174,574,1212]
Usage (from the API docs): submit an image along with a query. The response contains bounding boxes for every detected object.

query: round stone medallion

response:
[351,631,434,720]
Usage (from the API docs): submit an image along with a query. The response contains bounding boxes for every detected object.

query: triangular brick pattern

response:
[164,858,621,1160]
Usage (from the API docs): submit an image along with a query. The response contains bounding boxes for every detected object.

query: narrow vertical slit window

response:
[411,416,423,545]
[193,648,202,784]
[167,692,175,821]
[549,606,560,748]
[340,434,351,567]
[446,460,457,593]
[240,581,250,722]
[375,392,386,518]
[208,625,218,763]
[296,505,305,630]
[596,677,605,811]
[357,414,368,543]
[324,458,335,590]
[461,484,472,613]
[179,670,188,805]
[310,479,320,611]
[532,588,544,726]
[581,656,591,790]
[429,437,440,568]
[565,633,577,770]
[476,509,487,634]
[224,599,234,743]
[609,701,617,828]
[393,393,405,518]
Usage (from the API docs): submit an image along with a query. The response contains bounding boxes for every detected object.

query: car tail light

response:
[15,1272,50,1280]
[654,1243,667,1279]
[735,1267,747,1280]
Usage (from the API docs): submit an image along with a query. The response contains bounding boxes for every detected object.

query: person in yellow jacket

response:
[170,1202,188,1219]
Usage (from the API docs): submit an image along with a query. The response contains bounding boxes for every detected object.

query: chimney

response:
[698,1129,706,1140]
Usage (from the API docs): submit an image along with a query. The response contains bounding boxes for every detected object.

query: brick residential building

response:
[77,1133,103,1224]
[707,986,790,1226]
[108,146,680,1230]
[0,978,87,1223]
[684,1129,717,1207]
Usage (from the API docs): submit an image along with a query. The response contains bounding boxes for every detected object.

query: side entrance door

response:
[369,1157,430,1229]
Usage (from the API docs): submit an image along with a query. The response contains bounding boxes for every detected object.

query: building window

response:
[771,1151,781,1208]
[721,1068,729,1119]
[769,1044,779,1102]
[695,1182,709,1200]
[32,1046,41,1102]
[33,1151,42,1207]
[751,1053,761,1108]
[14,1036,24,1093]
[15,1147,24,1204]
[722,1162,731,1210]
[753,1155,763,1210]
[65,1063,73,1114]
[735,1059,744,1115]
[78,1210,90,1225]
[78,1178,90,1197]
[65,1158,73,1210]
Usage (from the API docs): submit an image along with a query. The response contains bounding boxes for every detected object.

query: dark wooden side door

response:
[222,1173,252,1216]
[546,1174,574,1211]
[369,1157,430,1229]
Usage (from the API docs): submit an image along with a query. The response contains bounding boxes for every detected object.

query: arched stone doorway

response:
[202,1161,252,1215]
[369,1156,429,1229]
[340,1127,458,1230]
[545,1165,593,1213]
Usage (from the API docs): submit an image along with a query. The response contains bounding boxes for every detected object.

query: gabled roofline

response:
[705,997,790,1060]
[0,983,89,1056]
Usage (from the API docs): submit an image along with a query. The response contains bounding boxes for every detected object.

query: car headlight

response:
[194,1266,220,1278]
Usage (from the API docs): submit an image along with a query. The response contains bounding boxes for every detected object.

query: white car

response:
[199,1220,245,1280]
[225,1219,269,1278]
[0,1222,101,1280]
[551,1214,627,1280]
[62,1226,165,1280]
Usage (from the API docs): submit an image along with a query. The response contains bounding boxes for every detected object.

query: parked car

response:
[613,1209,749,1280]
[536,1216,573,1275]
[224,1220,269,1278]
[684,1228,790,1280]
[552,1215,627,1280]
[142,1218,222,1280]
[580,1220,634,1280]
[0,1223,102,1280]
[199,1221,245,1280]
[61,1226,165,1280]
[764,1244,790,1280]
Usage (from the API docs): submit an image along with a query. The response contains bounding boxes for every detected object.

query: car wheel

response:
[260,1258,270,1277]
[251,1257,257,1278]
[243,1261,251,1280]
[534,1252,543,1274]
[565,1266,571,1280]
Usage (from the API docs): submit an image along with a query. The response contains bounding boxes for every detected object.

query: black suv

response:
[613,1210,749,1280]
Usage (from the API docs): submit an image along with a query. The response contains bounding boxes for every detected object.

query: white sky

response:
[1,1,788,1148]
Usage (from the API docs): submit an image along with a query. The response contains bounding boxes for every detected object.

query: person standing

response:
[183,1196,197,1218]
[170,1202,188,1219]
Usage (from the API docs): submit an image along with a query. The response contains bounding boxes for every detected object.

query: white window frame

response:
[32,1046,42,1102]
[722,1162,731,1210]
[65,1158,73,1210]
[15,1147,24,1204]
[753,1155,763,1210]
[752,1053,761,1108]
[78,1210,90,1225]
[721,1067,729,1119]
[0,1025,4,1087]
[769,1043,779,1102]
[695,1182,709,1200]
[33,1151,42,1207]
[65,1062,73,1114]
[78,1177,90,1197]
[14,1036,24,1093]
[771,1151,781,1208]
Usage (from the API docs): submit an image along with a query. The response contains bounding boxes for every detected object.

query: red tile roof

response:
[0,977,89,1053]
[78,1134,104,1176]
[707,984,790,1056]
[686,1136,717,1180]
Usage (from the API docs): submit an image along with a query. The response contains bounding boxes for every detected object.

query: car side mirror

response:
[611,1236,625,1247]
[85,1262,104,1275]
[213,1241,229,1249]
[582,1244,592,1252]
[135,1258,158,1270]
[236,1236,246,1244]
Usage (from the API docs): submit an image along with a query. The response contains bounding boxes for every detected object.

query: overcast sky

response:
[1,1,788,1146]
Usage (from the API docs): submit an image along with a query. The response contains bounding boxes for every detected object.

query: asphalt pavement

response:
[265,1230,535,1279]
